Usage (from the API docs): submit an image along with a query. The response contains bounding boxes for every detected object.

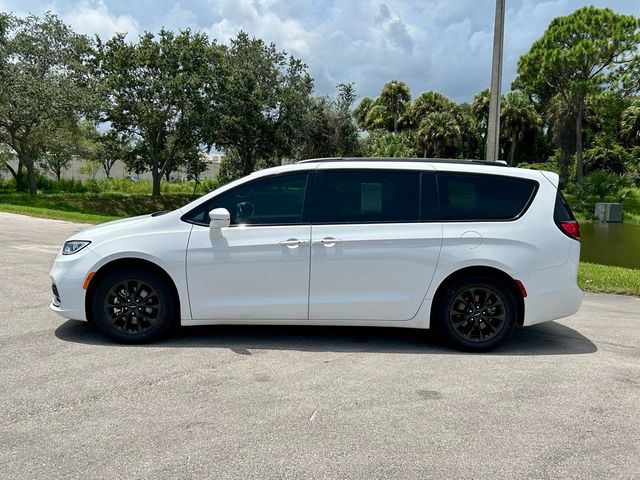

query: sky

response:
[2,0,640,103]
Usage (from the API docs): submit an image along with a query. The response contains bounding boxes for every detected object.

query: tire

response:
[436,275,517,352]
[91,267,176,344]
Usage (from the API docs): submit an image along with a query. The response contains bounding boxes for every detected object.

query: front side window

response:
[184,172,309,226]
[315,170,420,223]
[437,173,538,221]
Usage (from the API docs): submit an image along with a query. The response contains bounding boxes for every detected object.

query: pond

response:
[580,222,640,269]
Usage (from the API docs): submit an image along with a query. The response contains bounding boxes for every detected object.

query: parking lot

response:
[0,211,639,479]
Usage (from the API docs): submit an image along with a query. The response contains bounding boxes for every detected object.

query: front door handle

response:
[315,237,342,247]
[279,238,308,248]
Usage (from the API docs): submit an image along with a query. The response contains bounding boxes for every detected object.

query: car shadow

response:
[55,320,597,356]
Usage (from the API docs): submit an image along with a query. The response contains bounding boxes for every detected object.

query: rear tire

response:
[436,276,517,352]
[91,268,175,344]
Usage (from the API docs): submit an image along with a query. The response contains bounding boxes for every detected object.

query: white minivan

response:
[50,158,582,351]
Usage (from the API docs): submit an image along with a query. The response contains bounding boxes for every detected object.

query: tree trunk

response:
[508,131,517,166]
[575,99,584,184]
[151,168,161,196]
[4,160,25,192]
[393,97,399,134]
[241,148,254,177]
[19,150,37,195]
[27,159,37,195]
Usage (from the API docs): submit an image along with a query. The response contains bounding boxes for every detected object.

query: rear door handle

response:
[279,238,308,248]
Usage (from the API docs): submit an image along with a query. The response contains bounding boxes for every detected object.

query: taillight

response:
[559,220,580,240]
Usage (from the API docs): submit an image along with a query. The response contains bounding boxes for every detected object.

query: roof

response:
[298,157,508,167]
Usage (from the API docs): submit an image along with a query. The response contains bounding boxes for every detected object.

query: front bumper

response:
[49,248,101,322]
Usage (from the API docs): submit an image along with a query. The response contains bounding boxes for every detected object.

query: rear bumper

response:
[517,245,582,326]
[522,282,582,326]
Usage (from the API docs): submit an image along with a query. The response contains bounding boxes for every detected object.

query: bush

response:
[581,170,631,202]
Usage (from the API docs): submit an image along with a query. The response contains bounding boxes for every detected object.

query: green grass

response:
[0,192,197,222]
[0,203,119,223]
[578,262,640,296]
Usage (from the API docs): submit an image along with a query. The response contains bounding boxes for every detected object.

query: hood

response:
[75,214,152,238]
[64,210,180,247]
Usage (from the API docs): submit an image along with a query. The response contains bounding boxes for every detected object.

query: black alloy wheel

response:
[437,276,517,352]
[92,268,175,343]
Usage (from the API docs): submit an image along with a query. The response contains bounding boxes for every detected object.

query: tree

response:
[379,80,411,133]
[417,111,462,158]
[620,101,640,147]
[353,97,374,130]
[500,91,541,165]
[206,32,313,176]
[454,103,482,159]
[91,129,132,178]
[95,29,219,195]
[516,7,640,183]
[409,91,455,128]
[39,121,94,181]
[471,89,490,133]
[364,103,393,131]
[363,130,416,157]
[297,92,360,160]
[0,13,92,194]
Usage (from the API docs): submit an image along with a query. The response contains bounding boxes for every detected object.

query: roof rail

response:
[297,157,508,167]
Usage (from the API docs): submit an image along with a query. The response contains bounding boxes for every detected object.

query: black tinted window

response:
[554,192,575,222]
[437,173,537,220]
[186,173,309,226]
[316,170,420,223]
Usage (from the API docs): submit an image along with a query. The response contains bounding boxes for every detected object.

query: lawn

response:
[0,192,197,222]
[578,262,640,296]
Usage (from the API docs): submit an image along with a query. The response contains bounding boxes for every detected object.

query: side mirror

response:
[209,208,230,239]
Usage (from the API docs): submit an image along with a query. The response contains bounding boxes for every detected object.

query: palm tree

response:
[379,80,411,133]
[353,97,374,130]
[417,111,462,158]
[409,91,454,128]
[364,103,393,131]
[500,91,541,165]
[471,89,490,133]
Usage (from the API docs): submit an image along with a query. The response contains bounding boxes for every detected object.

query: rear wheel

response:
[436,276,517,352]
[91,268,175,344]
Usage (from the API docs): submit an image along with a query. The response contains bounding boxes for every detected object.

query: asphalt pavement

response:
[0,211,639,480]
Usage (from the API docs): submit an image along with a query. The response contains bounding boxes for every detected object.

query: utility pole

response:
[486,0,505,161]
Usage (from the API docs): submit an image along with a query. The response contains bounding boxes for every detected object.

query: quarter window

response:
[315,170,420,223]
[184,173,309,226]
[437,173,537,221]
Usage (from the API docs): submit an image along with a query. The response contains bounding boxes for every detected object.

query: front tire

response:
[91,268,175,344]
[436,276,517,352]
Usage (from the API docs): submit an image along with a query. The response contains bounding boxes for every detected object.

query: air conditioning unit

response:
[594,202,623,222]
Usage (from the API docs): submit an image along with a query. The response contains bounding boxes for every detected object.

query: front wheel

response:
[91,268,175,344]
[436,276,517,352]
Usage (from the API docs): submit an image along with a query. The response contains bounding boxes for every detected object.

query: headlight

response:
[62,240,91,255]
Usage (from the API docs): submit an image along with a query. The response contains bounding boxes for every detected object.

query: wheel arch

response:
[429,266,525,327]
[85,257,181,324]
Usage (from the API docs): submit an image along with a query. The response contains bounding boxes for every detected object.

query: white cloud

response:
[63,0,139,39]
[1,0,639,101]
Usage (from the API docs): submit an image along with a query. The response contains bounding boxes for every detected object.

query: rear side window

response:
[315,170,420,223]
[554,192,576,222]
[437,173,538,221]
